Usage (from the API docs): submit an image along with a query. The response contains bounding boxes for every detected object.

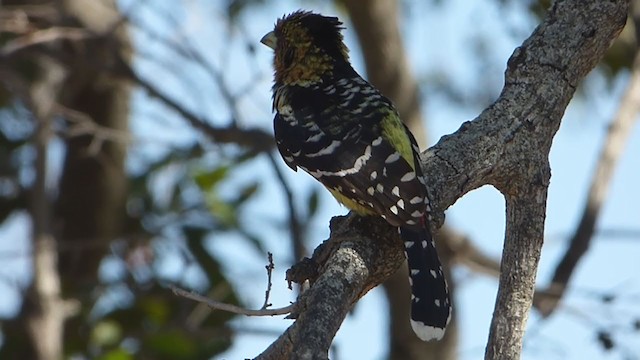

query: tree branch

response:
[486,180,550,359]
[251,0,628,359]
[112,55,275,155]
[171,286,295,317]
[26,55,68,360]
[535,50,640,317]
[256,216,404,360]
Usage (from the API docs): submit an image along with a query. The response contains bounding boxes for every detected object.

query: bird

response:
[261,10,451,341]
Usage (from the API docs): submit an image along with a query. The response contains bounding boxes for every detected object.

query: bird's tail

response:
[399,224,451,341]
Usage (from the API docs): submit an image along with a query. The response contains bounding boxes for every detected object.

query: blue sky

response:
[0,0,638,359]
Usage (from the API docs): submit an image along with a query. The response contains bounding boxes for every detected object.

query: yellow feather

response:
[380,111,415,169]
[327,187,376,215]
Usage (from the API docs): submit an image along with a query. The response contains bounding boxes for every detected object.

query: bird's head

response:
[261,11,350,86]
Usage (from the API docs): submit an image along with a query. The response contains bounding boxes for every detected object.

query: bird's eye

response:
[283,48,295,68]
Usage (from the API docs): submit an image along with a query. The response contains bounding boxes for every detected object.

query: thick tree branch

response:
[486,179,549,359]
[255,1,628,359]
[535,50,640,317]
[423,1,627,358]
[256,216,404,360]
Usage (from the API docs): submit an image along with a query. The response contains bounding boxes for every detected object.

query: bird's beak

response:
[260,31,277,50]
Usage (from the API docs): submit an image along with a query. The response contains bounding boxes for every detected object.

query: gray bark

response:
[255,0,629,359]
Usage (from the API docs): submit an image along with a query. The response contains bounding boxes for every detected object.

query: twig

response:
[0,27,91,57]
[113,56,274,154]
[170,285,294,317]
[55,103,133,155]
[262,252,275,310]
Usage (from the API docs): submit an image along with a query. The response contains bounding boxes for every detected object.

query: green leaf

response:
[193,166,230,191]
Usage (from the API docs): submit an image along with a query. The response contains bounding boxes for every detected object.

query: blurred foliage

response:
[0,117,250,359]
[0,2,267,359]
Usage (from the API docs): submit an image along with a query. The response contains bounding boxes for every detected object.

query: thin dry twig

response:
[173,251,295,317]
[171,285,294,317]
[262,252,275,310]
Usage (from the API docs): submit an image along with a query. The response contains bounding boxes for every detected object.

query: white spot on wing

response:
[410,196,423,204]
[305,132,323,142]
[308,145,372,177]
[306,140,341,157]
[401,172,416,182]
[392,186,400,196]
[385,152,401,164]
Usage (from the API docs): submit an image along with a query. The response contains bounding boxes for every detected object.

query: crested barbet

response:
[261,11,451,341]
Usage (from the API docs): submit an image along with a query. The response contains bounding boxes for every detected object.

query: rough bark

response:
[256,0,629,359]
[256,216,405,360]
[535,17,640,318]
